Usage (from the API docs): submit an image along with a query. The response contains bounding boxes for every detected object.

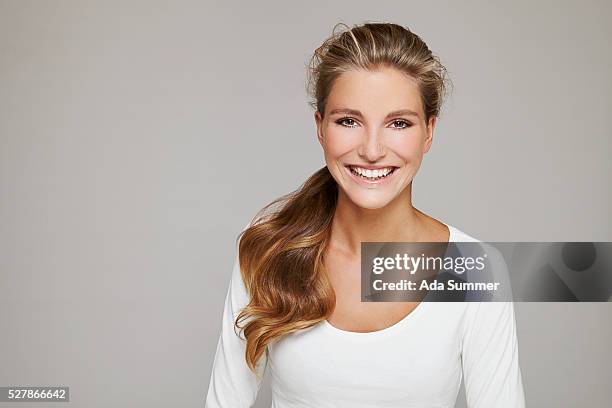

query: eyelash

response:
[335,117,412,130]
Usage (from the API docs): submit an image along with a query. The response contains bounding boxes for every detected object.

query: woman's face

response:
[315,66,436,210]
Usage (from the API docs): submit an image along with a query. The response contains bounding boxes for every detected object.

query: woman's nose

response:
[358,132,386,161]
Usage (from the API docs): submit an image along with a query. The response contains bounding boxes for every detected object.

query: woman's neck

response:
[329,184,426,257]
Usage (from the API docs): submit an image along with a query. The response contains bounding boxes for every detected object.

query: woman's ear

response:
[314,111,325,147]
[423,116,437,154]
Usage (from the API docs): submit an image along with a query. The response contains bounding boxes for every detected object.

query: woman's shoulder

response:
[446,223,481,242]
[415,209,480,243]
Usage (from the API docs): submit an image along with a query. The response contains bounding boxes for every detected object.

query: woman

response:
[205,22,525,407]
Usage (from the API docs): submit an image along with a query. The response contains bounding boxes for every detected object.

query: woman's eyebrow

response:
[329,108,420,118]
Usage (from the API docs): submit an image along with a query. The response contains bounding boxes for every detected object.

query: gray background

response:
[1,0,610,407]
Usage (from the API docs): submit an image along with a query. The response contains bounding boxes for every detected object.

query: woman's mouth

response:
[345,165,398,184]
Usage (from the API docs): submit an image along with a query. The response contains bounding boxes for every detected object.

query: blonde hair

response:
[307,22,450,121]
[235,21,450,376]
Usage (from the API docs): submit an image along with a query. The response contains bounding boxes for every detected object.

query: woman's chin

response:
[345,192,395,210]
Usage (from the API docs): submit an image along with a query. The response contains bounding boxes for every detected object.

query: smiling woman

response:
[316,66,434,205]
[205,21,525,407]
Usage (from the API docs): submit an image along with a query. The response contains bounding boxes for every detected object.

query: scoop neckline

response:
[321,223,458,338]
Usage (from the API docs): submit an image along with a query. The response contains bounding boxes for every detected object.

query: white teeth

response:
[349,166,395,180]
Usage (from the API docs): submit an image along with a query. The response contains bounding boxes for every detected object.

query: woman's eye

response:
[336,117,358,128]
[391,120,412,129]
[335,118,412,129]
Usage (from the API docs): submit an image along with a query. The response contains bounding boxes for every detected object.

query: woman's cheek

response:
[324,128,358,156]
[389,136,422,162]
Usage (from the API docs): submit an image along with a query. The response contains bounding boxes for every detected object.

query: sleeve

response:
[460,301,526,408]
[204,247,268,407]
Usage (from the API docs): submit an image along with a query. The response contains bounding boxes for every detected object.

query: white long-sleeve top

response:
[205,224,526,407]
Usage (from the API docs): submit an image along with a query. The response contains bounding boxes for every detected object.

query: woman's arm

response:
[205,247,267,407]
[460,301,526,407]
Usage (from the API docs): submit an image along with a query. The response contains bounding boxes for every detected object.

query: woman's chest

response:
[266,304,466,406]
[324,253,423,333]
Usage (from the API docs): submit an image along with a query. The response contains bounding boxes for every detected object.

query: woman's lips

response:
[344,165,399,186]
[345,164,397,170]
